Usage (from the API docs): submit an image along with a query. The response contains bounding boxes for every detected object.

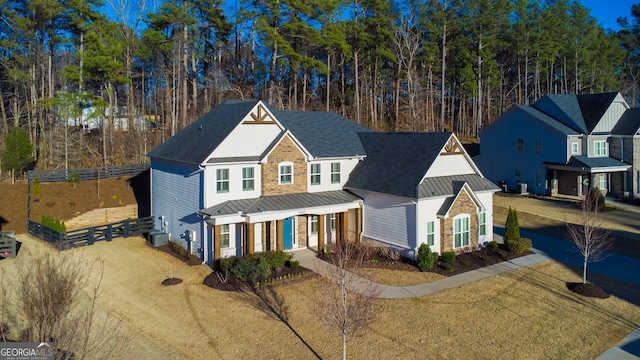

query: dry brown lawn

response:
[360,268,447,286]
[1,234,639,360]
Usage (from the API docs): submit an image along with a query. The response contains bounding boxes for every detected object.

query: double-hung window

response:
[594,140,607,156]
[426,221,435,246]
[279,162,293,184]
[216,168,229,193]
[331,162,341,184]
[571,142,579,155]
[517,138,524,152]
[310,163,321,185]
[479,213,486,236]
[454,215,470,248]
[242,167,254,191]
[330,213,336,231]
[310,215,319,234]
[220,224,230,248]
[599,174,607,191]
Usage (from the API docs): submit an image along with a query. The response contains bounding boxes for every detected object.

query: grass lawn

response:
[1,235,638,359]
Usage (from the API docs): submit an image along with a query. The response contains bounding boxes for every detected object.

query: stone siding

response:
[262,136,307,196]
[297,216,307,248]
[439,189,479,253]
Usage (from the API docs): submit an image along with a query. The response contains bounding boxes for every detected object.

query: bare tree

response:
[1,250,131,359]
[566,195,613,284]
[316,241,381,360]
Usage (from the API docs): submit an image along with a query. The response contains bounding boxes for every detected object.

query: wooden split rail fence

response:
[28,216,154,250]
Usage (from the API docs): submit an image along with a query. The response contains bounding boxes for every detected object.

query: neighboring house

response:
[148,100,499,264]
[477,92,634,198]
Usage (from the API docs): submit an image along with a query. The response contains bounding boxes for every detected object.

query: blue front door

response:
[283,217,293,250]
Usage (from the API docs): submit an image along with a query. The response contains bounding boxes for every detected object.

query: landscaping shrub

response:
[487,240,499,252]
[443,264,455,272]
[33,176,40,196]
[504,207,520,243]
[230,256,260,282]
[69,172,81,188]
[507,237,532,255]
[442,251,456,263]
[220,257,237,275]
[287,259,300,269]
[263,250,291,270]
[416,243,438,271]
[378,246,401,261]
[587,188,606,212]
[41,215,66,232]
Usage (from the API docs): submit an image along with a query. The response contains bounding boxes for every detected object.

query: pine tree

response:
[504,206,521,243]
[1,127,34,182]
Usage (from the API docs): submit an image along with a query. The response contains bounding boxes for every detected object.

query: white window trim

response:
[599,174,607,191]
[479,213,486,236]
[242,167,254,191]
[453,214,470,249]
[331,162,341,184]
[220,224,230,248]
[216,168,229,193]
[330,213,336,231]
[310,215,319,234]
[279,162,293,185]
[426,220,435,246]
[310,163,321,186]
[571,142,579,155]
[594,140,607,156]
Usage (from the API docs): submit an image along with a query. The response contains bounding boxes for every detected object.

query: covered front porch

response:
[199,190,363,264]
[545,156,630,197]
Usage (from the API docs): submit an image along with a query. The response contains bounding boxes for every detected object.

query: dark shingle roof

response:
[418,174,500,199]
[147,100,259,163]
[515,105,579,135]
[147,100,371,163]
[612,108,640,136]
[531,93,619,134]
[200,190,361,217]
[566,156,631,170]
[345,132,453,198]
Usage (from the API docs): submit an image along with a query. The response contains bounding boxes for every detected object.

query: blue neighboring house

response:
[477,92,636,198]
[148,100,499,264]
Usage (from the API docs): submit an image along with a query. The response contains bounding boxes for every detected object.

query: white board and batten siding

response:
[209,121,282,159]
[151,158,205,258]
[424,154,475,178]
[475,192,495,246]
[593,94,629,134]
[416,197,446,254]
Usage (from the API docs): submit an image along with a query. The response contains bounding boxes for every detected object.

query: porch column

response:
[276,219,284,251]
[318,214,325,253]
[355,207,362,243]
[340,211,348,243]
[213,224,221,262]
[246,223,255,254]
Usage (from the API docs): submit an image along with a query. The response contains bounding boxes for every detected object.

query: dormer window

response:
[594,140,607,156]
[571,142,579,155]
[279,162,293,184]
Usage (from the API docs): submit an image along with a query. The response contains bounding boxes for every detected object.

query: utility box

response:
[149,231,169,247]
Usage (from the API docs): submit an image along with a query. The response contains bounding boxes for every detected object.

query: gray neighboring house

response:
[477,92,636,198]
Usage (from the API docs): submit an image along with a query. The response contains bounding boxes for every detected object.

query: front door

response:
[283,217,294,250]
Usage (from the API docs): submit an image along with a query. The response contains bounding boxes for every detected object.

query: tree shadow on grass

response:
[232,285,321,359]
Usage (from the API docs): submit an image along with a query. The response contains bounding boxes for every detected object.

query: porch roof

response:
[199,190,362,218]
[545,156,631,173]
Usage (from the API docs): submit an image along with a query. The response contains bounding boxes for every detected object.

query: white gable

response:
[594,93,629,133]
[208,102,283,161]
[424,134,479,178]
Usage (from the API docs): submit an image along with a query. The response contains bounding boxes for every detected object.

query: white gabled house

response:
[148,100,499,264]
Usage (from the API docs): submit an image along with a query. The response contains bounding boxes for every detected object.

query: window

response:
[571,142,579,155]
[515,169,521,184]
[594,140,607,156]
[310,163,321,185]
[220,224,230,248]
[479,213,486,236]
[637,171,640,194]
[242,167,254,191]
[517,138,524,152]
[279,162,293,184]
[216,168,229,193]
[535,171,543,187]
[599,173,607,191]
[426,221,435,246]
[310,215,318,234]
[331,162,341,183]
[454,215,470,248]
[330,213,336,231]
[535,139,542,154]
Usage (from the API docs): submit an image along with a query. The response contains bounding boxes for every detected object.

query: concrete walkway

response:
[293,227,640,359]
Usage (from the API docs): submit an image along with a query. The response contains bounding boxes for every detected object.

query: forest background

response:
[2,0,640,177]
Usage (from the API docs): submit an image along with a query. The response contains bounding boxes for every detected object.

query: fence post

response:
[106,224,113,242]
[124,220,130,238]
[88,228,95,246]
[58,231,65,250]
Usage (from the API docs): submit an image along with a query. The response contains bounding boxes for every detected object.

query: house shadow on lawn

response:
[621,338,640,357]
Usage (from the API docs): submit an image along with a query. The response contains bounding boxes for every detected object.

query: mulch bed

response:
[161,277,183,286]
[203,265,314,292]
[566,282,610,298]
[155,243,203,266]
[319,244,534,277]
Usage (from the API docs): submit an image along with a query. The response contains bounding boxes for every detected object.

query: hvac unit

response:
[149,231,169,247]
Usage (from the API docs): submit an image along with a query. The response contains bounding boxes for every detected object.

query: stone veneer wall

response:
[439,190,479,253]
[262,135,308,196]
[298,216,307,248]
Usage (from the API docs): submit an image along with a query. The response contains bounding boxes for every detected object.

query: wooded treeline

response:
[1,0,640,172]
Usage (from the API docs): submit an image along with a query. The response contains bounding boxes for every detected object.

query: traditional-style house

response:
[148,100,499,263]
[477,92,634,198]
